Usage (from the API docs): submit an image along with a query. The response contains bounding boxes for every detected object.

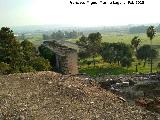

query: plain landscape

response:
[0,24,160,119]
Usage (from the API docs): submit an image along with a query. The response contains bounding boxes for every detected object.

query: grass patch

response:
[80,65,134,77]
[79,56,159,77]
[68,33,160,45]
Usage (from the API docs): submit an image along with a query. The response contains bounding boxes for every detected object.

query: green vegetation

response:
[146,26,156,73]
[0,27,51,74]
[101,42,132,66]
[137,45,158,67]
[1,26,159,76]
[67,33,160,45]
[79,56,158,77]
[17,33,43,46]
[102,33,160,45]
[43,30,83,40]
[75,26,160,76]
[38,44,56,70]
[76,32,102,67]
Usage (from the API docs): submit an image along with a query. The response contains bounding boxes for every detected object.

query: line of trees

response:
[76,32,133,68]
[43,30,83,40]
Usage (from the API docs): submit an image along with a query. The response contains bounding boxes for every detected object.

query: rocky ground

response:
[0,71,159,120]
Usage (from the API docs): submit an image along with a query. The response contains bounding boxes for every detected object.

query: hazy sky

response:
[0,0,160,27]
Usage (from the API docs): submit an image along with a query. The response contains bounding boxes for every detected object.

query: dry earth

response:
[0,71,159,120]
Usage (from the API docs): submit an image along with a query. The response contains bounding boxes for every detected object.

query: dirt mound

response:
[0,71,159,120]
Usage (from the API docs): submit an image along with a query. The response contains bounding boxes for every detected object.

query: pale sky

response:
[0,0,160,27]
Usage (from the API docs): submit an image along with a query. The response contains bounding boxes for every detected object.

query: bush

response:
[0,62,10,74]
[31,57,52,71]
[20,66,36,73]
[120,56,132,68]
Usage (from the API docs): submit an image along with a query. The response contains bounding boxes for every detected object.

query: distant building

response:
[43,40,79,75]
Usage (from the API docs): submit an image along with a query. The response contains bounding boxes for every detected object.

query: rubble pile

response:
[0,71,159,119]
[135,97,160,114]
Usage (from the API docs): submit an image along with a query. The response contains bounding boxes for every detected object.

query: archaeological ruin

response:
[43,40,79,75]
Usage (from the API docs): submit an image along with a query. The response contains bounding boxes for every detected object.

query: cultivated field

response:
[67,32,160,45]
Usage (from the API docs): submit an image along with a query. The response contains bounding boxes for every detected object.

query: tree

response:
[0,27,53,74]
[51,31,64,40]
[0,27,21,69]
[21,40,37,61]
[76,35,89,60]
[51,32,56,39]
[101,42,133,66]
[78,50,90,60]
[120,56,132,68]
[101,43,116,64]
[87,32,102,67]
[38,44,56,69]
[146,26,156,73]
[137,45,158,67]
[43,34,50,40]
[21,33,25,40]
[157,63,160,72]
[76,33,102,67]
[76,35,88,49]
[131,36,141,52]
[70,30,78,38]
[131,36,141,72]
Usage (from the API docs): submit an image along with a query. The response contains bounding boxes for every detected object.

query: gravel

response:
[0,71,159,120]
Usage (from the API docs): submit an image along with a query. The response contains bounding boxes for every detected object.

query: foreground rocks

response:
[0,71,159,120]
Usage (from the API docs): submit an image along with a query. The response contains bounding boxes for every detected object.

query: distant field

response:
[28,32,160,46]
[67,33,160,45]
[102,33,160,45]
[79,55,159,76]
[67,32,160,62]
[28,34,43,46]
[17,33,43,47]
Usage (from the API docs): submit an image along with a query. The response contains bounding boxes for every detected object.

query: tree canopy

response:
[136,45,158,67]
[0,27,51,74]
[101,42,133,66]
[146,26,156,41]
[131,36,141,52]
[76,32,102,66]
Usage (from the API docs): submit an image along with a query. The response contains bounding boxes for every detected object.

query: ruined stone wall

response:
[66,51,79,75]
[44,40,79,75]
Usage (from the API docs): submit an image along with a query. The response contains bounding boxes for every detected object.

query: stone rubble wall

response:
[66,51,79,75]
[45,40,79,75]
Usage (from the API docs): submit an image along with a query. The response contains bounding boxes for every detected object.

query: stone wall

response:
[66,50,78,75]
[44,40,79,75]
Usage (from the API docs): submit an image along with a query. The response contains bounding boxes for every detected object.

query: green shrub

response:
[0,62,10,74]
[20,66,36,73]
[31,57,52,71]
[120,56,132,68]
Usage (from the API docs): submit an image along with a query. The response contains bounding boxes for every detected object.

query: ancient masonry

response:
[43,40,79,75]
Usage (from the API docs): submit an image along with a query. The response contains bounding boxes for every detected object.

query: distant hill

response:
[9,23,160,34]
[11,24,79,33]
